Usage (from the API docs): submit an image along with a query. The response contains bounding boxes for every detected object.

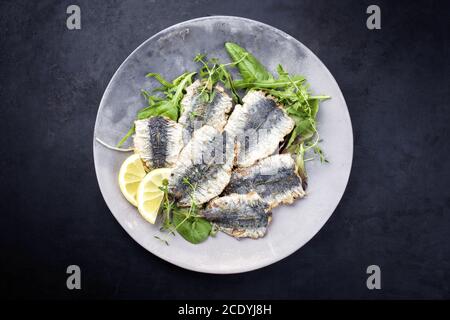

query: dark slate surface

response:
[0,0,449,299]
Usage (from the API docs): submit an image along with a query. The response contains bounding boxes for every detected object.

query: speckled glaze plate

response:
[93,16,353,274]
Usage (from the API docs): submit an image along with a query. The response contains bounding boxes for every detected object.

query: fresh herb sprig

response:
[156,178,211,245]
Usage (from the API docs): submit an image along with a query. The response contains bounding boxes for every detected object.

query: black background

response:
[0,0,449,299]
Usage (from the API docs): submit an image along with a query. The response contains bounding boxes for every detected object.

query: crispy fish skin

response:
[133,116,183,169]
[225,90,295,167]
[168,125,235,207]
[223,154,305,208]
[201,192,271,239]
[178,80,233,143]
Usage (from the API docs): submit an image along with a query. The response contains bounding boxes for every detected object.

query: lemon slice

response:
[136,168,171,224]
[118,154,147,206]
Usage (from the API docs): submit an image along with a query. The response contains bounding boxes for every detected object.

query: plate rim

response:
[93,15,354,274]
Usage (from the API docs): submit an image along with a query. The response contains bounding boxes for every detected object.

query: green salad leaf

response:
[172,208,212,244]
[225,42,273,82]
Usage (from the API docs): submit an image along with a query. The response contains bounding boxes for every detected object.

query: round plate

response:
[93,16,353,274]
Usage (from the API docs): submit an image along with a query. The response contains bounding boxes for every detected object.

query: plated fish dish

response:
[98,42,330,245]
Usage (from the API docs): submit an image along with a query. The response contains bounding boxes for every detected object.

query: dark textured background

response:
[0,0,449,299]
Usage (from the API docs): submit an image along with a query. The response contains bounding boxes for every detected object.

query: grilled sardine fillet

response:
[201,193,271,239]
[225,90,294,167]
[133,116,183,169]
[168,125,235,206]
[223,154,305,208]
[178,80,233,143]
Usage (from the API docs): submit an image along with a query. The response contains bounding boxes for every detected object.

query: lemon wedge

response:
[136,168,171,224]
[118,154,147,206]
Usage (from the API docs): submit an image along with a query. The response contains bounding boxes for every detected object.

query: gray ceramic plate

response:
[93,16,353,274]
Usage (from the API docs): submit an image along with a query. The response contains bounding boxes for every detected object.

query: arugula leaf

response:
[309,98,320,118]
[116,125,135,148]
[172,208,211,244]
[285,114,314,148]
[225,42,273,82]
[172,72,195,104]
[137,100,178,120]
[276,64,289,80]
[146,73,174,88]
